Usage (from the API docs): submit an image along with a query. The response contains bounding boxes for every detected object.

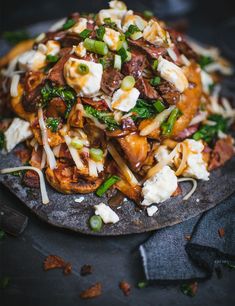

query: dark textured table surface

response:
[0,0,235,305]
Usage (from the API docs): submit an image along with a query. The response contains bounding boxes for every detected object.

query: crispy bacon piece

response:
[122,49,148,78]
[172,185,182,197]
[63,262,72,275]
[208,137,234,171]
[23,170,40,188]
[115,179,142,204]
[157,80,180,105]
[128,39,166,59]
[43,255,72,275]
[119,281,131,296]
[15,148,31,164]
[82,98,109,111]
[80,283,102,299]
[46,97,66,118]
[101,67,123,96]
[218,228,225,238]
[80,264,93,276]
[135,77,159,100]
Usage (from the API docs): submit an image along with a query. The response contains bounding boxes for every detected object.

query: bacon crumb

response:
[80,282,102,299]
[184,235,191,241]
[172,185,182,197]
[63,262,72,275]
[43,255,72,275]
[80,264,93,276]
[15,148,31,164]
[218,228,225,238]
[119,281,131,296]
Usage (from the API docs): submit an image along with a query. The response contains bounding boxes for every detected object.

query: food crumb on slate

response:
[119,280,131,296]
[80,264,93,276]
[80,282,102,299]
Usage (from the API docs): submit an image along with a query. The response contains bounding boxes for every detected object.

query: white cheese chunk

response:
[147,205,158,217]
[157,56,188,93]
[46,40,60,56]
[141,165,178,206]
[111,87,140,112]
[103,28,122,51]
[74,42,87,58]
[4,118,32,152]
[122,10,147,32]
[97,9,126,29]
[74,196,85,203]
[18,50,46,71]
[94,203,120,224]
[69,18,87,34]
[143,20,171,46]
[64,58,103,97]
[109,0,127,10]
[200,70,213,94]
[182,139,210,181]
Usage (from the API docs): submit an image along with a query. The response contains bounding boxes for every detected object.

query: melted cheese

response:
[111,87,140,112]
[94,203,120,224]
[64,58,103,97]
[157,56,188,92]
[142,165,178,206]
[103,28,122,51]
[143,20,171,46]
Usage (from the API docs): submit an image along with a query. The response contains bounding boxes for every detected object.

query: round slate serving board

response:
[0,21,235,236]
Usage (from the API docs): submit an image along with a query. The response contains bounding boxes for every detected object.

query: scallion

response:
[84,38,108,55]
[96,26,105,41]
[121,76,135,91]
[150,76,161,86]
[89,215,103,232]
[161,108,181,136]
[130,31,143,40]
[89,148,104,162]
[46,54,59,63]
[62,19,76,30]
[77,63,89,75]
[153,100,166,113]
[71,138,84,149]
[152,59,159,70]
[79,29,92,39]
[96,175,120,197]
[114,54,122,70]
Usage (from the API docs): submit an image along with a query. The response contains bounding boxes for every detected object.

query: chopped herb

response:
[131,99,158,120]
[84,38,108,55]
[0,132,5,150]
[103,18,117,29]
[79,29,92,39]
[0,230,5,240]
[89,215,103,232]
[153,100,166,113]
[0,276,10,289]
[96,175,120,197]
[125,25,140,38]
[46,54,59,63]
[3,30,29,45]
[198,55,214,69]
[96,26,105,41]
[143,10,154,19]
[84,105,119,131]
[62,19,76,30]
[137,281,149,289]
[117,47,129,62]
[77,63,89,75]
[152,59,159,70]
[193,114,228,143]
[180,282,198,297]
[150,76,161,86]
[46,118,60,133]
[41,82,76,118]
[161,108,181,136]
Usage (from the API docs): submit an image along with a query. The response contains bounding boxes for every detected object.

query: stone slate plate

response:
[0,21,235,235]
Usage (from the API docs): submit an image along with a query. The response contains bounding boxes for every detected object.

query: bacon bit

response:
[119,281,131,296]
[218,228,225,238]
[180,282,198,297]
[80,264,93,276]
[172,185,182,197]
[43,255,72,275]
[82,97,109,111]
[80,282,102,299]
[184,235,191,241]
[15,148,31,164]
[23,170,40,188]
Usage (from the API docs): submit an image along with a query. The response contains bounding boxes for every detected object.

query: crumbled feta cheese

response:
[69,18,87,34]
[111,87,140,112]
[64,58,103,97]
[94,203,120,224]
[74,196,85,203]
[4,118,32,152]
[18,50,46,71]
[122,10,147,32]
[157,56,188,93]
[103,28,122,51]
[74,42,87,58]
[200,70,213,94]
[147,205,158,217]
[97,9,126,29]
[46,40,60,56]
[141,165,178,206]
[182,139,210,181]
[143,20,171,47]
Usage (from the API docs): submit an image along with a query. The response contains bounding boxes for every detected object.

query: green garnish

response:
[153,100,165,113]
[79,29,92,39]
[96,26,105,41]
[89,148,104,162]
[89,215,103,232]
[137,281,149,289]
[0,230,5,240]
[62,19,76,30]
[180,283,198,297]
[198,55,214,69]
[117,47,131,63]
[77,63,89,75]
[3,30,29,45]
[46,54,59,63]
[161,108,181,136]
[0,132,5,150]
[84,38,108,56]
[150,76,161,86]
[0,276,10,289]
[46,118,60,133]
[143,10,154,19]
[131,99,158,120]
[41,82,76,118]
[152,59,159,70]
[96,175,120,197]
[193,114,228,143]
[125,25,140,38]
[103,18,117,29]
[71,138,84,149]
[121,75,135,91]
[84,105,119,131]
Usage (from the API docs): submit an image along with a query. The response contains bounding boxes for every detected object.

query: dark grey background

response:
[0,0,235,305]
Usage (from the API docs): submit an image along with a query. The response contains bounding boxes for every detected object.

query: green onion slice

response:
[114,54,122,70]
[150,76,161,86]
[84,38,108,56]
[89,148,104,162]
[161,108,181,136]
[79,29,92,39]
[71,138,84,149]
[121,76,135,91]
[77,63,89,75]
[153,100,166,113]
[89,215,103,232]
[62,19,76,30]
[152,59,159,70]
[96,175,120,197]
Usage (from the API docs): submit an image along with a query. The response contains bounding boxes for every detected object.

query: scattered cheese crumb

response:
[94,203,120,224]
[147,205,158,217]
[75,197,85,203]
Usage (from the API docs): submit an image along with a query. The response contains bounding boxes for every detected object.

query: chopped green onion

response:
[130,31,143,40]
[153,100,166,113]
[137,281,149,289]
[96,175,120,197]
[161,108,181,136]
[89,215,103,232]
[46,117,60,132]
[143,10,154,19]
[121,76,135,91]
[89,148,104,162]
[125,24,140,38]
[71,138,84,149]
[152,59,159,70]
[79,29,92,39]
[46,54,59,63]
[103,17,117,29]
[117,47,129,62]
[122,40,129,50]
[77,63,90,75]
[84,38,108,55]
[198,55,214,69]
[114,54,122,70]
[96,26,105,40]
[150,76,161,86]
[62,19,76,30]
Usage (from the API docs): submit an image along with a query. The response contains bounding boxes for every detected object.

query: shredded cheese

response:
[177,177,198,200]
[10,74,20,97]
[64,135,85,170]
